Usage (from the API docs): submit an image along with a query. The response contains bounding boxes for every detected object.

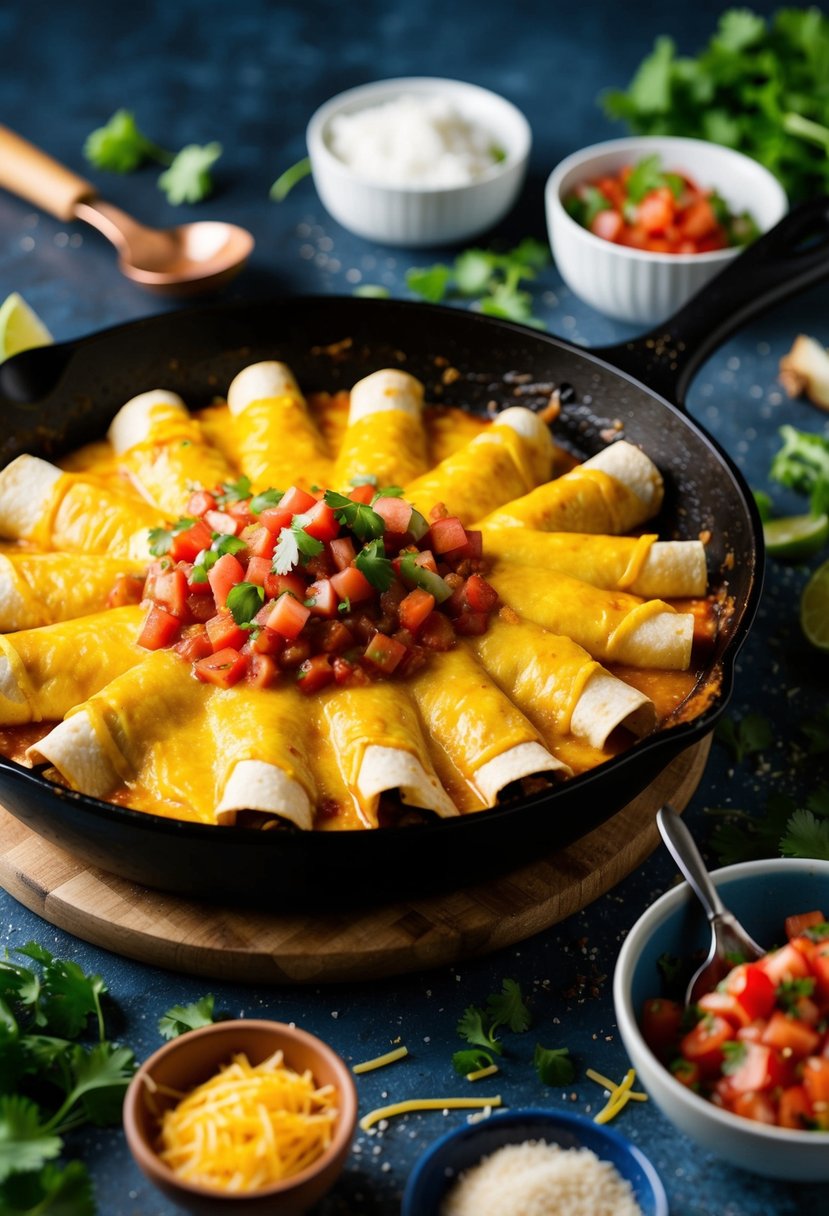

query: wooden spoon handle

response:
[0,125,97,222]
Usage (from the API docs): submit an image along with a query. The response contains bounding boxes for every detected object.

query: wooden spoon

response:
[0,125,254,296]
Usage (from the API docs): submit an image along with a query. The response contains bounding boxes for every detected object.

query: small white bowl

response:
[546,136,788,325]
[306,77,531,248]
[614,856,829,1181]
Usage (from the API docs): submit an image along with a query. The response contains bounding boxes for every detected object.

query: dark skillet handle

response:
[595,195,829,408]
[0,339,78,406]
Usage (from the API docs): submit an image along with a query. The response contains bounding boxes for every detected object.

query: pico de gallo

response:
[127,475,500,694]
[564,153,760,254]
[642,910,829,1131]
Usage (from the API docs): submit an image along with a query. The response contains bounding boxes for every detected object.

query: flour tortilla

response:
[107,390,188,454]
[348,368,424,421]
[0,553,147,632]
[0,455,62,540]
[226,361,301,415]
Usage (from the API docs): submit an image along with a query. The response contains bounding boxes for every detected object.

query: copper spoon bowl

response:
[0,125,254,296]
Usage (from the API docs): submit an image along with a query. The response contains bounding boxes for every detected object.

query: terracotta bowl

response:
[122,1019,358,1215]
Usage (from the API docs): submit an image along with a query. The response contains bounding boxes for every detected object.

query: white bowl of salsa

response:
[546,136,787,325]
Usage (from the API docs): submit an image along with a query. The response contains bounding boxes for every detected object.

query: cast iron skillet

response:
[1,198,828,909]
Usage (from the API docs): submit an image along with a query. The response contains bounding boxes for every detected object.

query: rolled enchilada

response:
[480,530,707,598]
[226,361,333,491]
[478,440,663,533]
[108,390,234,514]
[0,552,145,631]
[332,369,430,489]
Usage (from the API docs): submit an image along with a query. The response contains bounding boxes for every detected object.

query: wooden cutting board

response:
[0,737,709,985]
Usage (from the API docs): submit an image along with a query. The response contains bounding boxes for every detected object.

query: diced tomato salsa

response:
[642,910,829,1131]
[137,479,500,695]
[564,153,759,255]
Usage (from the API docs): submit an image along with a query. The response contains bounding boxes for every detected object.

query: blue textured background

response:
[1,1,828,1212]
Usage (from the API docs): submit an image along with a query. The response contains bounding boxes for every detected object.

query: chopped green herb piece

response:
[215,476,252,507]
[83,109,171,173]
[534,1043,575,1086]
[781,808,829,861]
[406,264,453,304]
[451,1048,495,1077]
[337,597,351,615]
[714,712,772,764]
[290,515,325,559]
[486,978,531,1034]
[158,994,216,1040]
[776,977,815,1012]
[147,517,198,557]
[457,1005,502,1055]
[721,1040,748,1075]
[250,488,284,514]
[354,538,394,592]
[269,156,312,202]
[273,528,299,575]
[324,490,385,542]
[804,922,829,942]
[158,142,222,205]
[226,582,265,627]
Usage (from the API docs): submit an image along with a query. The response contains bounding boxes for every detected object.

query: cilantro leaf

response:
[158,994,216,1041]
[534,1043,575,1086]
[0,1096,62,1183]
[147,517,197,558]
[269,156,312,202]
[406,264,453,303]
[804,922,829,942]
[291,515,325,559]
[57,1042,135,1129]
[273,527,300,575]
[457,1006,502,1055]
[158,142,222,205]
[354,539,394,592]
[215,476,252,507]
[250,488,284,514]
[83,109,170,173]
[451,1049,495,1076]
[625,153,665,203]
[705,792,796,866]
[752,489,774,522]
[776,977,815,1012]
[0,1160,95,1216]
[478,282,544,329]
[454,249,496,297]
[324,490,385,542]
[714,712,772,763]
[781,808,829,861]
[721,1040,748,1076]
[226,582,264,628]
[770,426,829,499]
[486,978,530,1034]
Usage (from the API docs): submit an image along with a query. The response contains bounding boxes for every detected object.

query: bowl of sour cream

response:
[306,77,531,247]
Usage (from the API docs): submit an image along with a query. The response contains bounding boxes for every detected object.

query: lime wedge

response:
[801,558,829,651]
[764,513,829,559]
[0,292,53,362]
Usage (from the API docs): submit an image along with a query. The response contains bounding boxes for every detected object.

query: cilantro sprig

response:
[456,978,531,1058]
[83,110,221,204]
[534,1043,576,1086]
[354,538,394,592]
[272,518,324,575]
[404,238,550,329]
[250,488,284,515]
[714,711,772,764]
[323,490,385,543]
[158,994,216,1041]
[776,977,815,1012]
[705,786,829,865]
[215,476,253,508]
[147,517,198,558]
[226,582,265,628]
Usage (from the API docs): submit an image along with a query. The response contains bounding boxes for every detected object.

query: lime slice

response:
[764,513,829,559]
[0,292,53,362]
[801,558,829,651]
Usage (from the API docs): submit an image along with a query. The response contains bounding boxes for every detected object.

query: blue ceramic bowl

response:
[614,857,829,1181]
[401,1107,668,1216]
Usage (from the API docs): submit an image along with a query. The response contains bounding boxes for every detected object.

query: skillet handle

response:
[595,195,829,407]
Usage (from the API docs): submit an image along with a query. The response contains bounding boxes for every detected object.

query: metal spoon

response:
[0,125,254,296]
[656,805,764,1005]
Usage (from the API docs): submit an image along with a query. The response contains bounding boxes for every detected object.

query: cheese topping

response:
[352,1045,409,1074]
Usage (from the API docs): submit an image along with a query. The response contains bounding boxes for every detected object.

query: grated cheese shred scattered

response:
[352,1045,409,1074]
[156,1049,338,1193]
[465,1063,499,1082]
[359,1095,501,1132]
[586,1067,648,1124]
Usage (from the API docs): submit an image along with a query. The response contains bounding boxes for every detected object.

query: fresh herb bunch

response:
[770,425,829,518]
[84,110,221,204]
[0,943,136,1214]
[403,238,550,328]
[602,8,829,202]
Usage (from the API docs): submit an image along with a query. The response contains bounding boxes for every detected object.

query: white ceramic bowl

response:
[546,136,788,325]
[306,77,531,248]
[614,856,829,1181]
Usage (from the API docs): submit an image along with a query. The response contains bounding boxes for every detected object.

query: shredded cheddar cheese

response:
[465,1063,500,1082]
[359,1095,501,1131]
[157,1050,338,1193]
[353,1045,409,1074]
[586,1067,647,1124]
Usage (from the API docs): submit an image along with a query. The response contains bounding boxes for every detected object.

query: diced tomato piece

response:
[330,565,375,604]
[736,1021,766,1043]
[329,536,356,571]
[680,1014,734,1077]
[250,626,283,656]
[266,594,311,639]
[347,483,375,504]
[227,499,255,528]
[206,610,248,653]
[106,571,144,609]
[697,991,753,1030]
[729,1091,776,1125]
[170,518,214,563]
[138,604,180,650]
[724,1042,785,1095]
[679,196,718,240]
[187,489,216,517]
[463,573,499,614]
[245,525,277,559]
[791,996,821,1027]
[419,610,456,651]
[447,529,483,561]
[812,950,829,1004]
[173,626,213,663]
[258,506,294,535]
[779,1085,814,1130]
[278,638,311,669]
[245,556,272,587]
[373,496,413,534]
[246,652,278,688]
[186,591,216,622]
[596,176,625,208]
[786,910,825,941]
[300,500,340,542]
[363,631,407,674]
[590,208,624,243]
[280,485,318,516]
[152,568,188,618]
[414,549,438,574]
[204,509,239,536]
[695,233,727,253]
[332,655,358,684]
[429,516,468,555]
[454,610,489,636]
[758,943,811,986]
[207,552,245,609]
[318,620,354,653]
[184,564,211,594]
[641,999,683,1062]
[264,571,306,601]
[399,588,435,634]
[762,1011,821,1058]
[194,647,247,688]
[306,578,338,618]
[802,1056,829,1106]
[638,186,675,235]
[296,653,335,694]
[723,963,777,1021]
